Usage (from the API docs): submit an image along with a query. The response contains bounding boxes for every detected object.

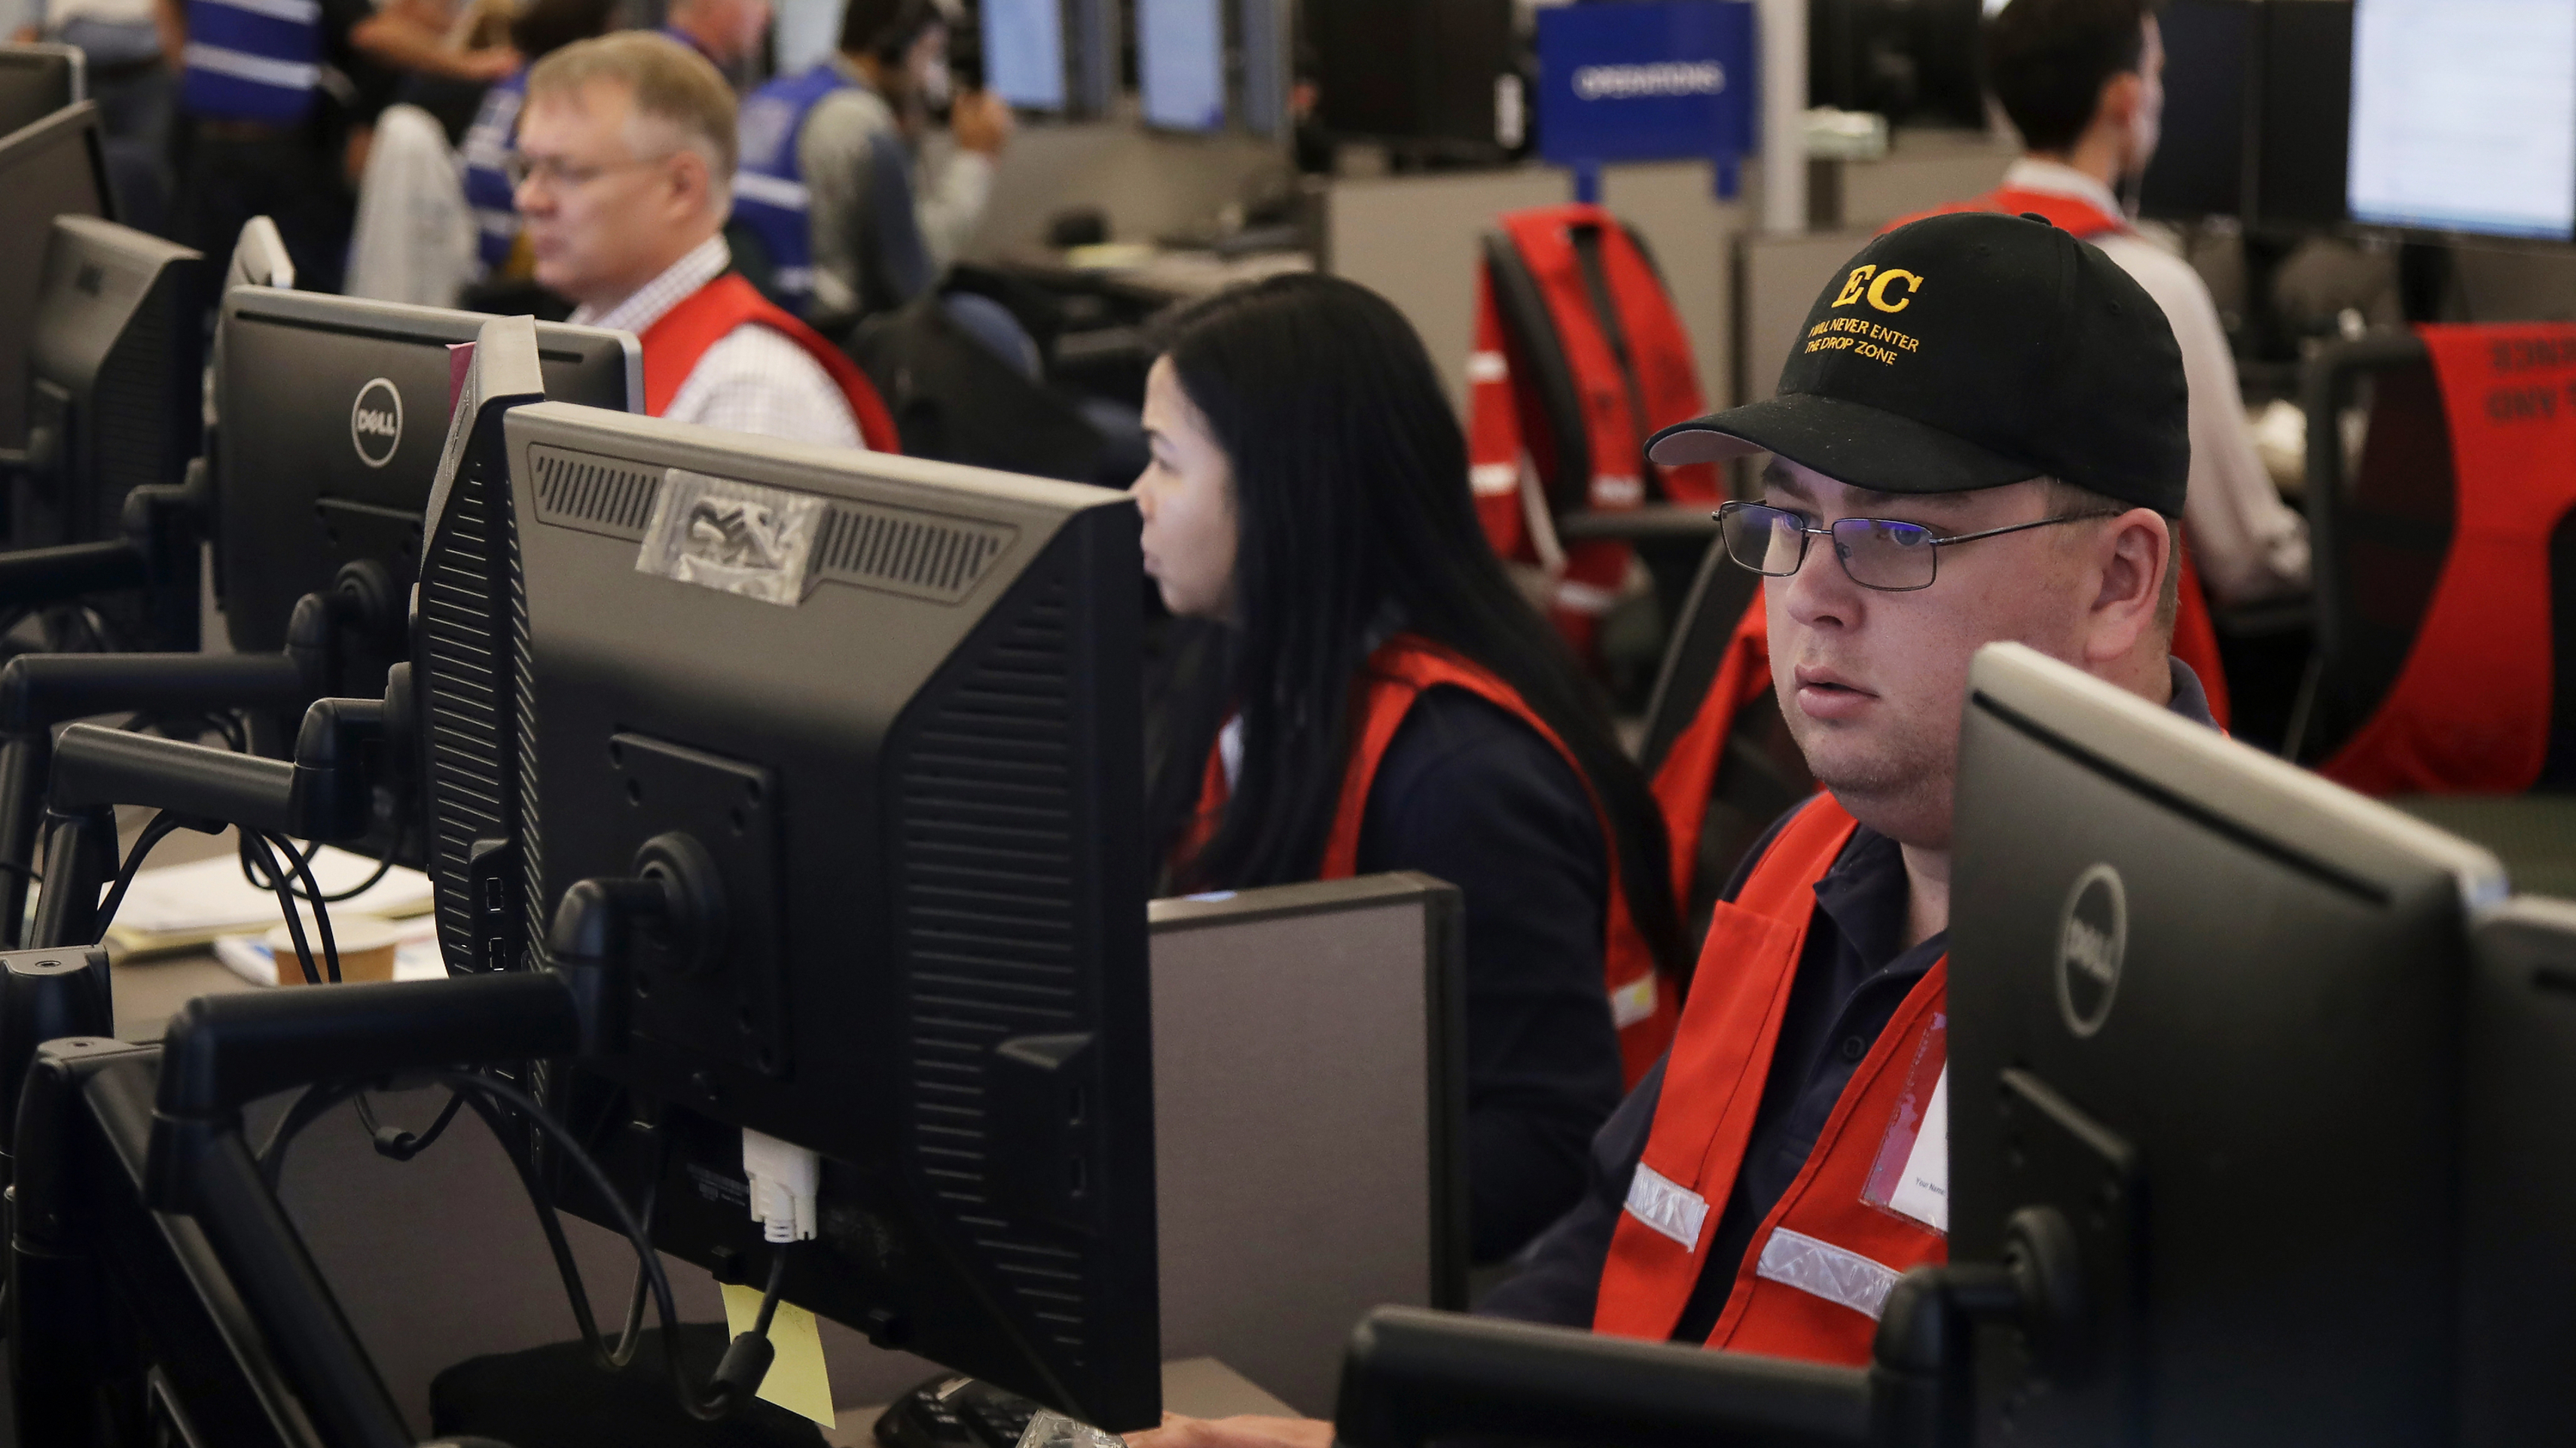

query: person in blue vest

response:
[731,0,1009,331]
[160,0,390,291]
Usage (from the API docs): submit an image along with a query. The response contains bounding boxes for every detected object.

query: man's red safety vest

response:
[2319,323,2576,794]
[638,272,902,453]
[1467,206,1726,656]
[1184,634,1679,1085]
[1593,794,1946,1364]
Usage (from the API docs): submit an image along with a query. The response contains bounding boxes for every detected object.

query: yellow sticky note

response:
[720,1280,836,1428]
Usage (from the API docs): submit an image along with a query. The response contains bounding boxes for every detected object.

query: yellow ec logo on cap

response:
[1833,264,1924,314]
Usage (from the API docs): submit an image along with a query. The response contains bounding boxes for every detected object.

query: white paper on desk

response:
[211,915,447,987]
[110,848,435,935]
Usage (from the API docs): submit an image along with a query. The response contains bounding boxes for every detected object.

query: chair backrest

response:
[1639,540,1815,942]
[1479,209,1704,516]
[2303,326,2576,791]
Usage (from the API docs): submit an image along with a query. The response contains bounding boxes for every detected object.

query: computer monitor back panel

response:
[2138,0,2252,221]
[502,403,1158,1428]
[0,102,108,454]
[1308,0,1512,153]
[213,291,637,667]
[0,43,81,139]
[2251,0,2353,230]
[21,218,203,557]
[1949,644,2501,1446]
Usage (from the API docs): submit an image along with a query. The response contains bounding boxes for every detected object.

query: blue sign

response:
[1537,1,1757,171]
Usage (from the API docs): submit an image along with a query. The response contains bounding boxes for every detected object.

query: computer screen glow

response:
[1140,0,1225,132]
[984,0,1067,111]
[2347,0,2576,239]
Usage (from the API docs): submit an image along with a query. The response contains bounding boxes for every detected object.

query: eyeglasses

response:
[502,151,673,191]
[1715,499,2122,593]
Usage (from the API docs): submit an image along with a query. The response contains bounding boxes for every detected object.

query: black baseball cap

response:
[1647,211,2189,516]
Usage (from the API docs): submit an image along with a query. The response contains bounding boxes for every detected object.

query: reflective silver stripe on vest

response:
[1753,1227,1902,1321]
[770,265,815,294]
[197,0,321,23]
[731,170,810,209]
[183,41,317,90]
[475,209,517,238]
[1621,1161,1709,1251]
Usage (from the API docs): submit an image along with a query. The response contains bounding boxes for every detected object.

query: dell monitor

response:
[13,217,205,645]
[1948,642,2504,1444]
[2138,0,2252,222]
[212,290,638,675]
[0,42,81,139]
[2348,0,2576,240]
[493,401,1159,1428]
[1139,0,1226,132]
[0,102,109,457]
[985,0,1070,111]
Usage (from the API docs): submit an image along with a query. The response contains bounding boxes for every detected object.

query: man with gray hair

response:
[511,31,895,449]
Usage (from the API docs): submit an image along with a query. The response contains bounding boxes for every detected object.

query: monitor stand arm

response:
[26,694,393,951]
[0,455,212,614]
[0,570,404,947]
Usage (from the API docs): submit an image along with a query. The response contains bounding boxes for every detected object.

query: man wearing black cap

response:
[1135,211,2217,1448]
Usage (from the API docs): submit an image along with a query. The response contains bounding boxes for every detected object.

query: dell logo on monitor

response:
[2056,863,2126,1039]
[350,377,404,468]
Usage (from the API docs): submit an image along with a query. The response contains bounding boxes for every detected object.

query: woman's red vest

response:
[1183,634,1678,1084]
[1593,794,1946,1365]
[638,273,901,453]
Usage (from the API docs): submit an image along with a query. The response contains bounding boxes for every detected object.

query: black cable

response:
[256,1079,369,1190]
[90,811,190,938]
[751,1242,789,1336]
[238,827,397,906]
[430,1070,754,1421]
[266,833,343,985]
[238,831,331,985]
[353,1088,469,1162]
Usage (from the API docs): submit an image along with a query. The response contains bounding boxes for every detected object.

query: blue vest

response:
[181,0,323,126]
[459,68,526,273]
[732,62,856,312]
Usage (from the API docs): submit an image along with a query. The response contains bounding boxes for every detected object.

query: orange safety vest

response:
[2320,323,2576,794]
[639,273,902,453]
[1593,794,1946,1364]
[1467,205,1726,657]
[1893,186,2233,728]
[1184,634,1678,1084]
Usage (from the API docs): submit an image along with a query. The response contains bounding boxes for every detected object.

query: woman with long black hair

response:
[1137,273,1685,1264]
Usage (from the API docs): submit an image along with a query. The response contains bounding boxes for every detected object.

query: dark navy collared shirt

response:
[1479,660,2216,1333]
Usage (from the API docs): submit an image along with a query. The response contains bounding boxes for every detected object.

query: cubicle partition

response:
[262,873,1467,1431]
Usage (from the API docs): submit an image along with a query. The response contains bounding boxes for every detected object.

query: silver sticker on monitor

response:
[636,468,824,605]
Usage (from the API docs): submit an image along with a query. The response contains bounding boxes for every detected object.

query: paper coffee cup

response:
[264,913,404,986]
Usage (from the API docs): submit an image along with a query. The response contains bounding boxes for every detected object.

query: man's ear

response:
[664,147,714,219]
[2096,69,2144,139]
[2083,508,2168,666]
